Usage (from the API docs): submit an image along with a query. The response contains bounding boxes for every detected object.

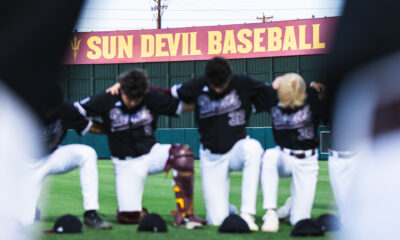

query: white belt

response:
[328,149,356,159]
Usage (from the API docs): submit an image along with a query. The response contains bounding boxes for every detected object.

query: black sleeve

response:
[175,77,201,103]
[307,87,325,122]
[252,83,278,113]
[75,92,112,117]
[146,90,182,116]
[61,102,91,136]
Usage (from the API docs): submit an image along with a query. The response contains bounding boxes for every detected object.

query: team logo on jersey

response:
[271,104,314,140]
[109,107,153,132]
[197,90,241,118]
[130,107,153,128]
[271,104,312,130]
[109,108,129,132]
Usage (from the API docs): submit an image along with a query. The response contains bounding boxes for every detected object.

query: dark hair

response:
[205,57,232,87]
[118,69,149,99]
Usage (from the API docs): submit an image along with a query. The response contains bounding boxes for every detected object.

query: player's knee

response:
[80,145,97,163]
[243,139,263,155]
[262,148,280,167]
[164,144,194,173]
[242,138,263,163]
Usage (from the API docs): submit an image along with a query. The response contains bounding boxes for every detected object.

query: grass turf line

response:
[34,160,336,240]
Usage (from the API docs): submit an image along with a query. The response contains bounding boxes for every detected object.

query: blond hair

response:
[277,73,307,108]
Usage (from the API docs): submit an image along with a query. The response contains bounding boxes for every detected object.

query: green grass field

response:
[33,160,337,240]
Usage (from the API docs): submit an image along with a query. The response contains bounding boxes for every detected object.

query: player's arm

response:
[245,75,278,113]
[310,81,326,100]
[74,92,110,118]
[62,102,97,136]
[106,82,120,95]
[146,90,192,116]
[106,82,173,96]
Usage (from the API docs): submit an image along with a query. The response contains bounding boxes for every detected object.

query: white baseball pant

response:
[23,144,99,226]
[199,137,263,225]
[328,150,358,224]
[0,83,43,240]
[261,146,319,225]
[111,143,171,211]
[333,52,400,240]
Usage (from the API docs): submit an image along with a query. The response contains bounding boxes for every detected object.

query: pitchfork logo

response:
[70,35,81,61]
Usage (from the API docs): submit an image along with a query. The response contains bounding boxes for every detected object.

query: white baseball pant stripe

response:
[112,143,171,212]
[261,146,319,225]
[23,144,99,226]
[200,137,263,225]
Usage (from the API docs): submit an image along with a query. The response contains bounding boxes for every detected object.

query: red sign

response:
[64,17,338,65]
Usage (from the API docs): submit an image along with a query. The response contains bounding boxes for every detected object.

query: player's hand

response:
[272,76,282,90]
[89,120,106,134]
[106,82,121,95]
[310,82,326,100]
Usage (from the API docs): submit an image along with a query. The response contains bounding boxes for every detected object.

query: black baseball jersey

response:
[76,90,182,158]
[39,102,91,155]
[175,74,275,154]
[264,87,323,150]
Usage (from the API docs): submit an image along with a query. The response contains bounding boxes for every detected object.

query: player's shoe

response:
[261,209,279,232]
[84,210,112,229]
[240,213,259,231]
[182,216,206,230]
[277,197,292,219]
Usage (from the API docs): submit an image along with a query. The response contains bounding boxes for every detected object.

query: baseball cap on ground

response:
[43,214,83,234]
[316,213,341,231]
[218,214,251,233]
[290,219,325,237]
[137,213,167,233]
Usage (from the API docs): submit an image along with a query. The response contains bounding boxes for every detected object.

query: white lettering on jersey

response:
[198,90,241,118]
[271,104,314,140]
[109,107,153,132]
[109,108,129,132]
[228,109,246,126]
[130,107,153,128]
[271,104,311,130]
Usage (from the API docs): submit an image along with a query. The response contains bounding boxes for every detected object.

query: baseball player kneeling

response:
[23,84,111,229]
[259,73,323,232]
[75,69,206,229]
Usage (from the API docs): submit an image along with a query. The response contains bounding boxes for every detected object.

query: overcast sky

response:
[75,0,345,32]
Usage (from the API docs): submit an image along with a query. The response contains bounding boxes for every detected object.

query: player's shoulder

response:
[145,89,167,99]
[231,74,258,84]
[144,89,177,103]
[83,92,119,103]
[184,76,207,87]
[56,101,83,121]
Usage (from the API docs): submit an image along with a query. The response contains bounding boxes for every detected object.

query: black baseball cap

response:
[218,214,251,233]
[316,213,341,231]
[44,214,83,234]
[137,213,167,233]
[290,218,325,237]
